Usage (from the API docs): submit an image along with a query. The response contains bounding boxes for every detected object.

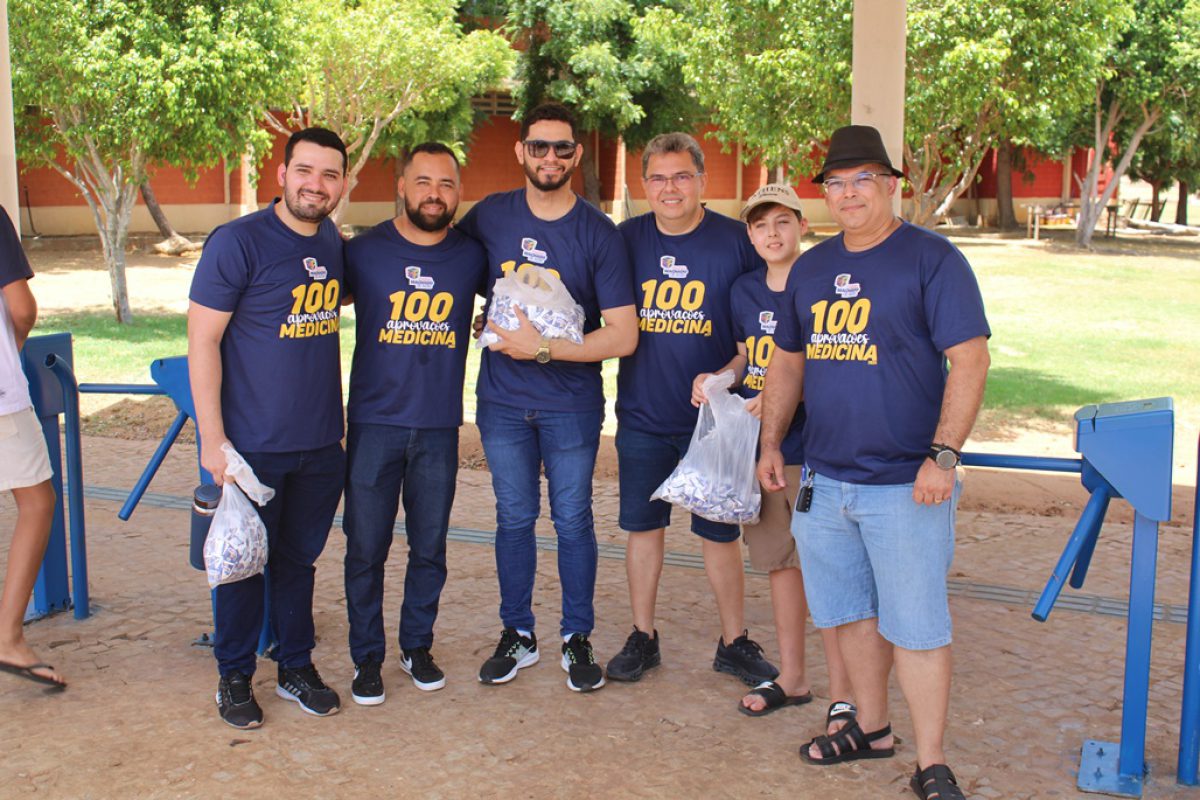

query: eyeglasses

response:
[821,172,892,196]
[645,172,702,190]
[523,139,578,159]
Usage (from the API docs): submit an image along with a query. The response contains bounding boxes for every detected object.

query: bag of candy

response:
[203,443,275,589]
[652,371,762,525]
[477,266,586,349]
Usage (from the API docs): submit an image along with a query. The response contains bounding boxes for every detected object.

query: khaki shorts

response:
[743,465,801,572]
[0,407,53,491]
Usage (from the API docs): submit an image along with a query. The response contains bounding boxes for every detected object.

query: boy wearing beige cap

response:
[724,185,850,722]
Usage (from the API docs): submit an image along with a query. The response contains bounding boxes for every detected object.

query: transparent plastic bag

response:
[477,266,586,349]
[202,443,275,589]
[651,371,762,524]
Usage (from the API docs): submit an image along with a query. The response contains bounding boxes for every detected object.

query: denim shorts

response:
[791,470,961,650]
[615,425,741,543]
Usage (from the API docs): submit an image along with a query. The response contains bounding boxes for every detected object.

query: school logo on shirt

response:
[405,266,435,290]
[302,257,328,281]
[521,237,548,264]
[758,310,777,334]
[834,273,861,298]
[659,255,689,279]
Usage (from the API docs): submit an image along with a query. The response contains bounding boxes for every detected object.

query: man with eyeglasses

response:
[757,125,990,800]
[456,102,637,693]
[604,131,777,688]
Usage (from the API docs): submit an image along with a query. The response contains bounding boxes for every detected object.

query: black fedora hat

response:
[812,125,904,184]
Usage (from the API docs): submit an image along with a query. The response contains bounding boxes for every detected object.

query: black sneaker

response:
[351,659,385,706]
[605,627,661,682]
[562,633,605,693]
[216,671,263,730]
[276,663,341,716]
[479,628,539,684]
[713,631,780,686]
[401,647,446,692]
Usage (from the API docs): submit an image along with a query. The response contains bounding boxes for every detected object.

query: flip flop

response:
[738,680,813,717]
[0,660,67,691]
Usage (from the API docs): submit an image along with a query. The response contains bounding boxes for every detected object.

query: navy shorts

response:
[615,425,741,543]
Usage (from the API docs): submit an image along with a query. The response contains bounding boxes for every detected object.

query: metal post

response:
[1118,512,1159,781]
[1177,437,1200,785]
[46,354,88,618]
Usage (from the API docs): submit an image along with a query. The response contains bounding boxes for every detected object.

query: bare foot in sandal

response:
[0,637,67,689]
[801,718,894,764]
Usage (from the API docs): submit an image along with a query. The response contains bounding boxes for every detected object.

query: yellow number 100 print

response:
[809,298,871,335]
[389,290,453,322]
[290,280,340,314]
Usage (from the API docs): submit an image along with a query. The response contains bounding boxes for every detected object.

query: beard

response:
[405,197,455,232]
[283,185,337,224]
[523,160,574,192]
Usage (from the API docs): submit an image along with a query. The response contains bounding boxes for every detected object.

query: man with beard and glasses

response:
[339,142,487,704]
[189,127,349,729]
[456,102,636,693]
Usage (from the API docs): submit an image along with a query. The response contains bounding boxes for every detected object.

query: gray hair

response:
[641,132,705,176]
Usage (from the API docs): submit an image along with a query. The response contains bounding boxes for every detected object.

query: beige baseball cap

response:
[739,183,805,221]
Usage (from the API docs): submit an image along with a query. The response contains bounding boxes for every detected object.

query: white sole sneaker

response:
[351,690,386,706]
[275,684,340,716]
[479,648,540,684]
[400,656,446,692]
[561,652,606,693]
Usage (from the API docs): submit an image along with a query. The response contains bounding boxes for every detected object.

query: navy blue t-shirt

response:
[774,222,990,484]
[730,267,805,465]
[456,189,635,412]
[189,202,345,453]
[615,210,762,435]
[345,222,487,428]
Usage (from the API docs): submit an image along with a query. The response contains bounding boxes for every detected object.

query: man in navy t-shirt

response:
[341,143,487,704]
[456,102,637,693]
[605,132,777,687]
[758,126,990,799]
[189,128,349,729]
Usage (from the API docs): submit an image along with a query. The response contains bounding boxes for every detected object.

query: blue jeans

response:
[476,400,603,637]
[343,424,458,662]
[213,442,345,677]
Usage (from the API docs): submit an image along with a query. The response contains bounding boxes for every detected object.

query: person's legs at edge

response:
[896,645,952,768]
[0,480,61,684]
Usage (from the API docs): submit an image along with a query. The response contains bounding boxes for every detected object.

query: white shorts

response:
[0,407,53,491]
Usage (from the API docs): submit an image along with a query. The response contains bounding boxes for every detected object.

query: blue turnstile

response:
[1030,398,1174,797]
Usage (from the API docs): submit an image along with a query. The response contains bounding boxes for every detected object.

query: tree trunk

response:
[1077,98,1158,248]
[1150,180,1164,222]
[140,181,197,254]
[996,140,1017,230]
[98,186,137,324]
[580,142,602,208]
[1178,181,1190,226]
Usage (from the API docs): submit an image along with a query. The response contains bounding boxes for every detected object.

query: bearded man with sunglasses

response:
[604,132,777,689]
[456,102,637,693]
[757,125,990,800]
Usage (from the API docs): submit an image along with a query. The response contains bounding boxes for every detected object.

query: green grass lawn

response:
[31,235,1200,435]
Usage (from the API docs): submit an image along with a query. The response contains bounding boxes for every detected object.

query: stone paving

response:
[0,435,1198,799]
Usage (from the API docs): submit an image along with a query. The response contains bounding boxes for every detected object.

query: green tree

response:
[268,0,513,222]
[12,0,289,323]
[1127,108,1200,222]
[905,0,1129,228]
[1076,0,1200,246]
[641,0,852,179]
[506,0,702,205]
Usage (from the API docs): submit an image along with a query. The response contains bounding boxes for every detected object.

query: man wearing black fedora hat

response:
[756,124,991,800]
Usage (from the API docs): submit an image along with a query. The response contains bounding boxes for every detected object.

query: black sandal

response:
[825,700,856,730]
[911,763,965,800]
[799,718,895,765]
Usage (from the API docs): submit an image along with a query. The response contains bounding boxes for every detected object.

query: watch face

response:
[935,449,958,469]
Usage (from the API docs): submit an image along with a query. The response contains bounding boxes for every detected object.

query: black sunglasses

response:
[523,139,578,159]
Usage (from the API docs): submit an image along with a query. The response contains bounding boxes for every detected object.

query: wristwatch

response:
[535,337,552,364]
[928,443,961,470]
